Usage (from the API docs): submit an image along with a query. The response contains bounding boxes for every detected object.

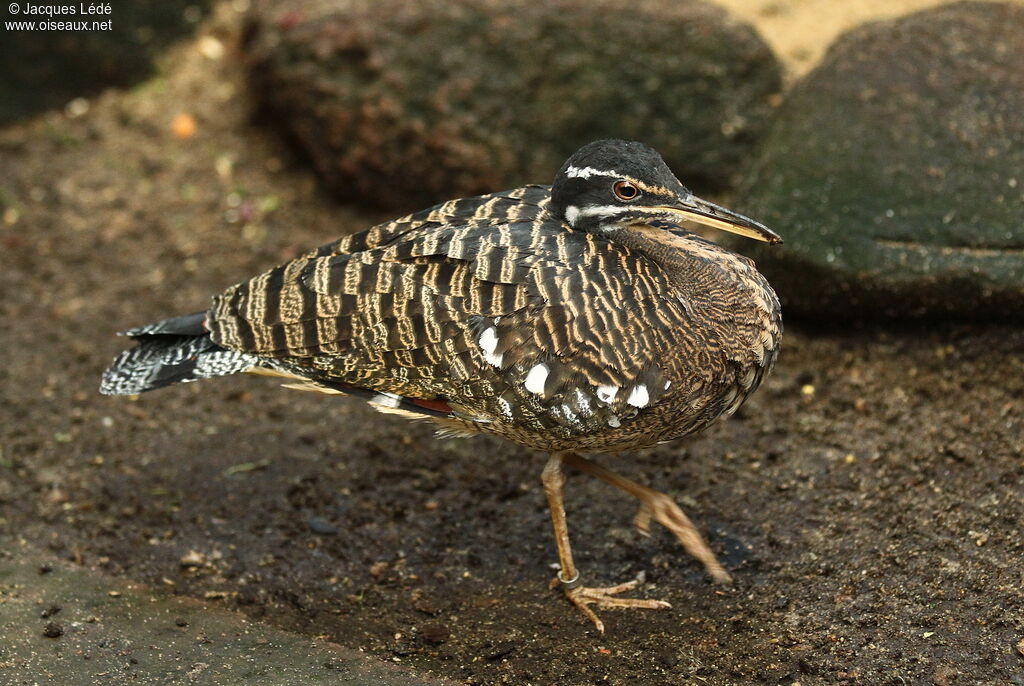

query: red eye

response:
[613,180,640,201]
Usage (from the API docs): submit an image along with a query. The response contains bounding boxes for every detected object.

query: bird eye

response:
[613,180,640,201]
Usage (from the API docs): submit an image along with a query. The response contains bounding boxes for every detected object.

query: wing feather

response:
[208,188,693,436]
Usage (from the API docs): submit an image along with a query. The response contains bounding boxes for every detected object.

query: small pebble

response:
[657,651,678,668]
[932,666,958,686]
[486,641,516,660]
[42,622,63,638]
[307,516,338,535]
[391,636,417,657]
[40,605,61,619]
[180,550,207,568]
[175,618,189,627]
[215,155,234,180]
[65,97,90,118]
[412,594,444,615]
[170,113,197,140]
[419,622,450,644]
[198,36,225,60]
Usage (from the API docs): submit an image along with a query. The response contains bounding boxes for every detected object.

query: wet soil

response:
[1,4,1022,684]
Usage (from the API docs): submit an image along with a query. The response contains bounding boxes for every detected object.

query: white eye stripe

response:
[565,203,646,226]
[575,205,635,218]
[565,165,622,179]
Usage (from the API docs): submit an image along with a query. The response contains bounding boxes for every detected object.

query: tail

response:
[99,312,259,395]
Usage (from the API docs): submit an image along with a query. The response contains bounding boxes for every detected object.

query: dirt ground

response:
[1,2,1022,684]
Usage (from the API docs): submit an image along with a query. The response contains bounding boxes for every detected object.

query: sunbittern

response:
[101,139,782,632]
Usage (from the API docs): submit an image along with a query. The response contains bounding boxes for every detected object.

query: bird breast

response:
[573,223,782,448]
[462,222,781,453]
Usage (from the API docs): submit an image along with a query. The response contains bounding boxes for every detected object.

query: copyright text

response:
[5,2,112,31]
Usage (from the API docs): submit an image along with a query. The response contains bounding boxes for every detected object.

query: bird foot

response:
[550,576,670,633]
[633,492,732,584]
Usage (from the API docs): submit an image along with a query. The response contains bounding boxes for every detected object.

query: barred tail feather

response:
[99,313,258,395]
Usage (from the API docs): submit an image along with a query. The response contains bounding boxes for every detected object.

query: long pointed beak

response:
[658,195,782,244]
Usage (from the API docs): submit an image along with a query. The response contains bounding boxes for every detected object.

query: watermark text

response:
[5,3,112,31]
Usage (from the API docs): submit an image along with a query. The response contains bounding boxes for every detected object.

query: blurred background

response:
[1,1,1022,684]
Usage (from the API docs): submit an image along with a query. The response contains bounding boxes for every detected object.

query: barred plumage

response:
[101,139,782,632]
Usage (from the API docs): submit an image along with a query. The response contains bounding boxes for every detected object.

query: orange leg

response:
[561,452,731,584]
[541,453,671,633]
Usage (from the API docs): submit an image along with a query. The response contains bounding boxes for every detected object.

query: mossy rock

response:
[244,0,782,209]
[735,1,1024,320]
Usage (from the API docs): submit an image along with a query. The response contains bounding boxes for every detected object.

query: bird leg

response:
[561,452,731,584]
[541,453,671,633]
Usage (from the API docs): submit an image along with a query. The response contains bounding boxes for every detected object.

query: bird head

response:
[550,139,781,244]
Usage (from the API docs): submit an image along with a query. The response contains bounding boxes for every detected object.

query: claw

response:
[553,577,671,633]
[633,502,652,536]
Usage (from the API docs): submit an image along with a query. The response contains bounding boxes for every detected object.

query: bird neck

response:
[610,223,739,275]
[609,222,774,312]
